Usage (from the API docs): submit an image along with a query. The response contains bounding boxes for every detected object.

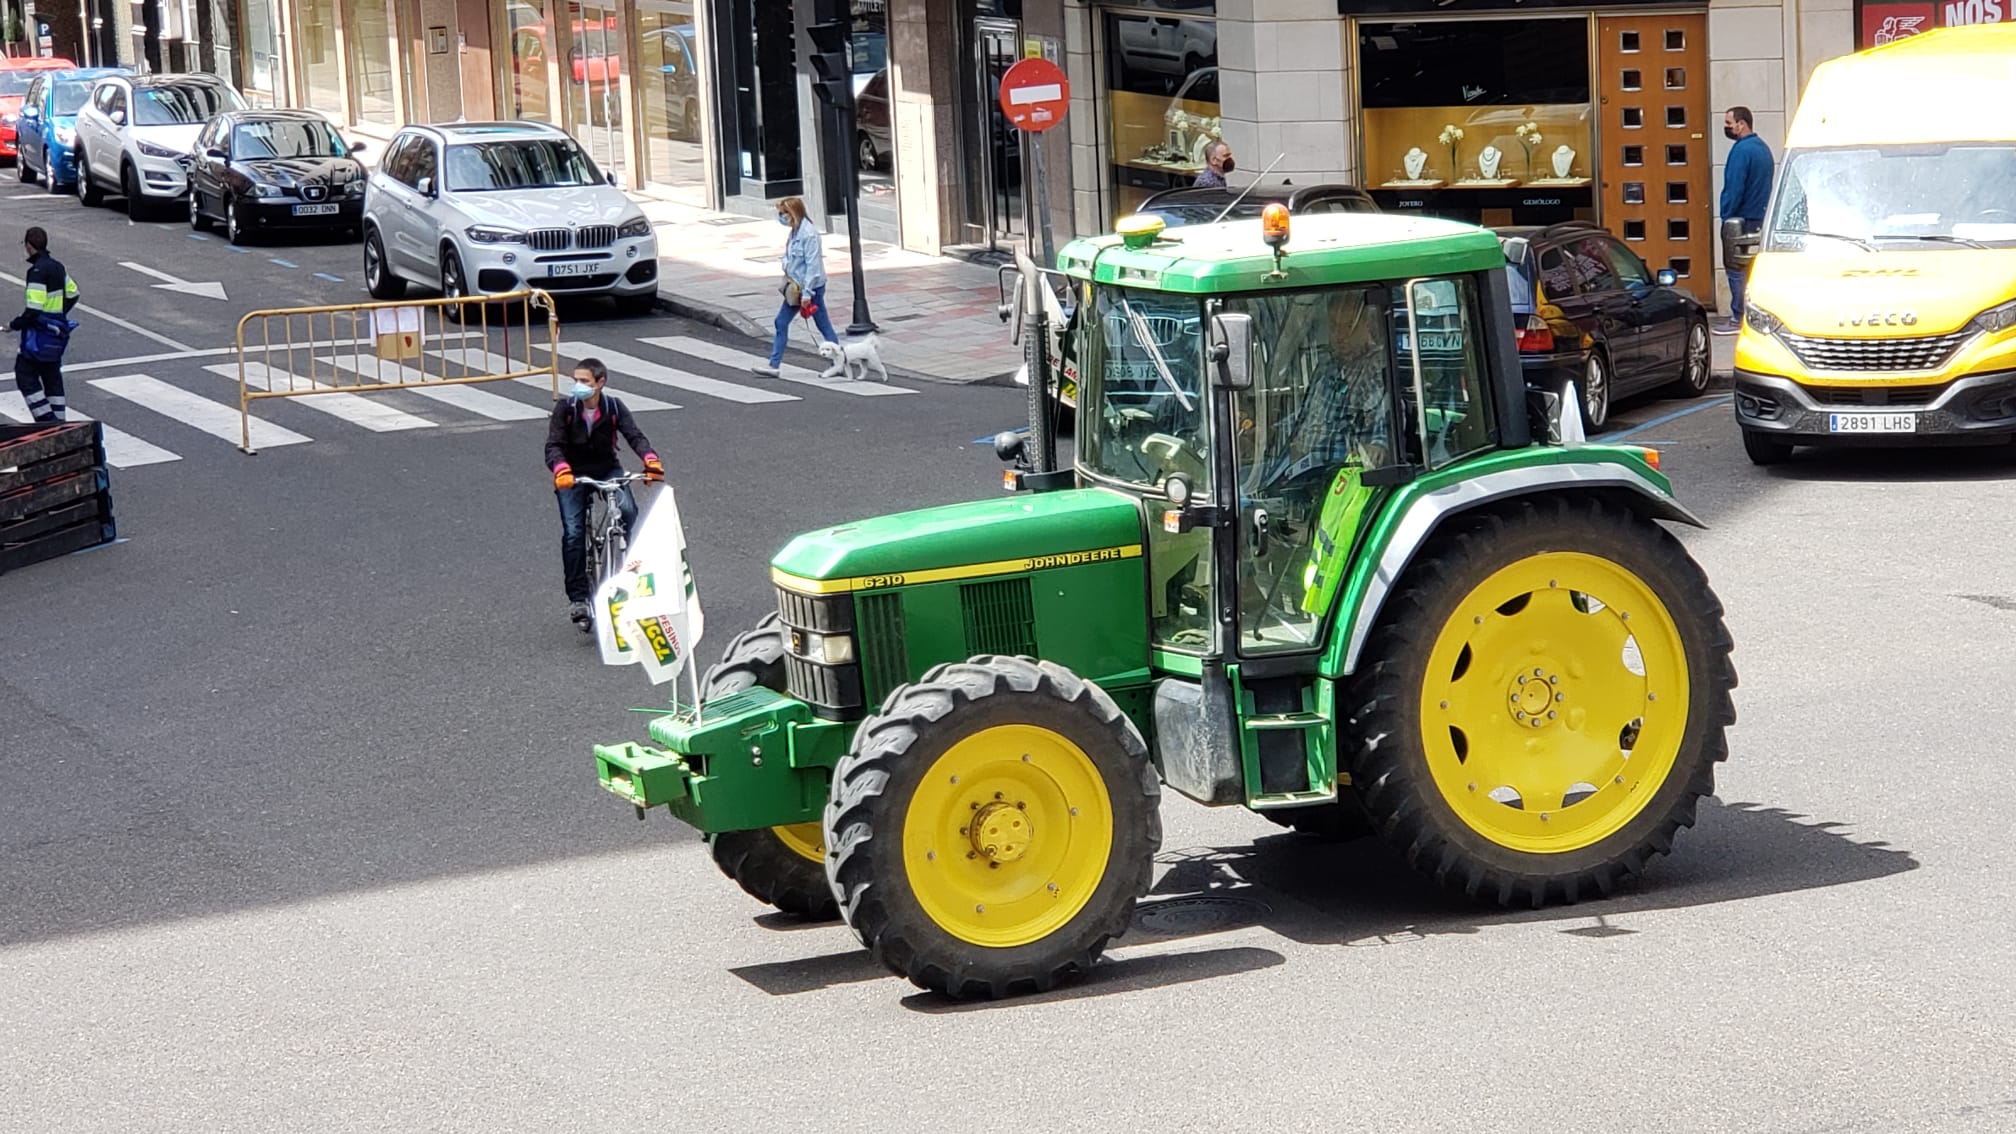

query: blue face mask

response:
[569,382,594,401]
[777,213,791,226]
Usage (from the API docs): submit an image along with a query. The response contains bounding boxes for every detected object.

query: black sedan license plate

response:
[291,203,339,216]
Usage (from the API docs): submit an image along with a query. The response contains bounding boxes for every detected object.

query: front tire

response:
[1345,495,1736,908]
[122,162,147,219]
[16,156,31,184]
[1581,351,1612,431]
[75,151,101,206]
[441,247,470,324]
[1742,429,1795,466]
[826,656,1161,999]
[225,198,248,245]
[1666,320,1712,398]
[188,188,209,231]
[363,228,406,299]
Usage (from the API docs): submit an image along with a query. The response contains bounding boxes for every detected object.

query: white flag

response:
[592,486,705,687]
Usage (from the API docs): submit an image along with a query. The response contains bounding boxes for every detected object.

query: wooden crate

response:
[0,421,117,575]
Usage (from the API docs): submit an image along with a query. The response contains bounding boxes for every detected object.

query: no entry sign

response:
[998,58,1069,133]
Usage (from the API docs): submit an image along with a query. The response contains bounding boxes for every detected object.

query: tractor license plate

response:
[1828,412,1916,434]
[548,261,601,278]
[291,203,339,216]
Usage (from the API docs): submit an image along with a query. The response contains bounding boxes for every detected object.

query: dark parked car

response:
[1135,183,1378,228]
[1496,221,1711,430]
[186,109,367,245]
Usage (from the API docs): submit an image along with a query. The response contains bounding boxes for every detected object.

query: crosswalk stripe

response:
[638,335,916,397]
[425,348,681,412]
[323,354,549,421]
[0,400,182,467]
[90,373,312,448]
[207,363,437,432]
[554,341,797,405]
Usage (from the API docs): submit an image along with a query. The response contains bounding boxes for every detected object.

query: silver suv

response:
[361,121,659,315]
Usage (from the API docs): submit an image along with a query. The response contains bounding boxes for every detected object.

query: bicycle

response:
[577,472,647,628]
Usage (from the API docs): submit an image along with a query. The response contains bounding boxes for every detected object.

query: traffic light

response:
[806,19,852,109]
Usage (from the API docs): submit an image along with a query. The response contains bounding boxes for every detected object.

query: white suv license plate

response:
[548,262,601,278]
[1828,412,1917,434]
[291,203,339,216]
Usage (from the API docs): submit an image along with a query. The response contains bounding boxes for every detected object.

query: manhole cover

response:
[1133,895,1271,937]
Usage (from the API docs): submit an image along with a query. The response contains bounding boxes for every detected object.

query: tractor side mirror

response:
[992,430,1028,467]
[1210,311,1253,389]
[1655,268,1678,287]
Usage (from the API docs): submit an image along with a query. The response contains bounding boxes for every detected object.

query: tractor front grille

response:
[776,585,863,719]
[856,591,909,708]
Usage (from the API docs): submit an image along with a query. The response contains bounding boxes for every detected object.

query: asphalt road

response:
[4,187,2015,1133]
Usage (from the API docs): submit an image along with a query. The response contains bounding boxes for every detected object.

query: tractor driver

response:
[1270,288,1395,489]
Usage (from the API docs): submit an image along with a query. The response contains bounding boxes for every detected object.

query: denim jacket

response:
[782,221,828,293]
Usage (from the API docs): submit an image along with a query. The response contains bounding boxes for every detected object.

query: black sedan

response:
[1135,182,1378,228]
[186,109,367,244]
[1496,222,1711,430]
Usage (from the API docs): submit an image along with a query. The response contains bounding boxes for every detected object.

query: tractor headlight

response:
[795,629,856,665]
[1967,297,2016,337]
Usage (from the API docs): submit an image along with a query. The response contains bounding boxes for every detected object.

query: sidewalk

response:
[629,198,1018,386]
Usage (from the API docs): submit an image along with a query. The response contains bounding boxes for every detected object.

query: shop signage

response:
[1341,0,1675,13]
[998,57,1070,133]
[1854,0,2004,46]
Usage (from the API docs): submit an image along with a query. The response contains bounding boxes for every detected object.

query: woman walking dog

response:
[751,196,840,378]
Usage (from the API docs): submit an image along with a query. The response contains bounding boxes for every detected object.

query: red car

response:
[0,57,76,160]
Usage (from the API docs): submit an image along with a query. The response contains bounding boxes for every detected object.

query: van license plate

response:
[548,262,601,278]
[292,203,339,216]
[1828,412,1916,434]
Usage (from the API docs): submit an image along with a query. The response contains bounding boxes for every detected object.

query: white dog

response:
[816,334,889,382]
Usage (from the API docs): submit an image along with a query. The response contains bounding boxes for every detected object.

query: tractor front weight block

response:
[594,686,847,835]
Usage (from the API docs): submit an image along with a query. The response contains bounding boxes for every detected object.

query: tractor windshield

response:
[1077,285,1210,492]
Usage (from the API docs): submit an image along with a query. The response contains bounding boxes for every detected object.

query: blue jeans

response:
[558,481,638,603]
[1725,219,1762,320]
[769,285,840,365]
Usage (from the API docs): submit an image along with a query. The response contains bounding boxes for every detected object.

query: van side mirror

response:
[1210,311,1253,390]
[1655,268,1678,287]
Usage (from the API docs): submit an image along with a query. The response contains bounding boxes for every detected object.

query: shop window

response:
[1623,145,1644,167]
[1671,257,1692,277]
[499,1,552,121]
[1666,106,1686,128]
[848,1,894,235]
[1622,107,1643,129]
[1619,30,1640,53]
[1668,218,1690,240]
[1665,29,1686,51]
[1624,219,1647,241]
[1667,181,1689,204]
[1621,69,1641,91]
[636,0,712,205]
[1664,67,1686,90]
[296,0,341,113]
[1666,143,1688,165]
[347,0,397,125]
[1106,11,1219,219]
[1623,182,1645,204]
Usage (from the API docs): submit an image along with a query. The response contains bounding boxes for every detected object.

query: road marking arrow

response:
[119,260,229,301]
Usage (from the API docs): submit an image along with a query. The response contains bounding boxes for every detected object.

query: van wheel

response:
[1741,430,1794,466]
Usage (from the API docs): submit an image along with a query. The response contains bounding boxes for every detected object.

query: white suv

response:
[362,121,659,315]
[73,72,246,219]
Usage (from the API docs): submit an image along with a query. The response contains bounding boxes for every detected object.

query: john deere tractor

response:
[594,208,1736,999]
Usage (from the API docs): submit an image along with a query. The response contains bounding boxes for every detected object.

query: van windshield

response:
[1768,144,2016,251]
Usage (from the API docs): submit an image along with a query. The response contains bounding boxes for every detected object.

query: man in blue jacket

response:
[1716,106,1774,335]
[10,226,79,422]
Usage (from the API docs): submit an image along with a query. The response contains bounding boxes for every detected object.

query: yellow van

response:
[1732,25,2016,463]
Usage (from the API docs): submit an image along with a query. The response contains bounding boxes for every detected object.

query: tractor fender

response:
[1326,460,1702,677]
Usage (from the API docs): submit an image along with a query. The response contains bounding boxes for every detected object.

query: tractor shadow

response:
[1128,798,1918,950]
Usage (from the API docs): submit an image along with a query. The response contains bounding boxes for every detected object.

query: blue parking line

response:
[270,258,298,269]
[314,272,342,283]
[226,246,250,254]
[187,233,209,241]
[1608,395,1732,440]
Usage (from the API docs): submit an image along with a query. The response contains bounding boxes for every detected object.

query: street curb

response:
[652,287,1016,388]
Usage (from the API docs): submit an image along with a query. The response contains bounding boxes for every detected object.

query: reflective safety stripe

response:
[23,275,76,312]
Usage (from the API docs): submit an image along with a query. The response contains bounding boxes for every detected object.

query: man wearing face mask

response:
[1195,141,1234,189]
[1716,106,1774,335]
[10,226,79,423]
[545,357,664,628]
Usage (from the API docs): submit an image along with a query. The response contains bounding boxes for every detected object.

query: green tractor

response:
[594,209,1736,999]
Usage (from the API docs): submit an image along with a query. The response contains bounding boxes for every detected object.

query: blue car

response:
[16,67,128,192]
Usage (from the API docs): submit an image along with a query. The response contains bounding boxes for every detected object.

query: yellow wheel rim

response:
[1421,551,1690,854]
[901,724,1114,948]
[771,822,827,865]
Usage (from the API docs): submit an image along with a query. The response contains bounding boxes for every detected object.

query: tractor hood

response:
[771,487,1146,587]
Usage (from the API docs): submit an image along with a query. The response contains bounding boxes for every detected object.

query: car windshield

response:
[0,72,37,97]
[52,80,93,116]
[1768,143,2016,251]
[1077,285,1210,490]
[135,83,243,125]
[445,138,600,191]
[234,119,347,159]
[1143,201,1267,228]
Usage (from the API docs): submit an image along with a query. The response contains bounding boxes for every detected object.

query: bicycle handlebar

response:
[574,473,649,490]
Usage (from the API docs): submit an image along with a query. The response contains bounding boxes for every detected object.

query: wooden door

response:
[1596,15,1711,302]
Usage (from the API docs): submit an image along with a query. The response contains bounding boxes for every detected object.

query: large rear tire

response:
[826,656,1161,999]
[701,614,841,921]
[1345,495,1735,908]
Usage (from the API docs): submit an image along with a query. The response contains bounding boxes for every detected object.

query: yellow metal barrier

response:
[233,289,562,454]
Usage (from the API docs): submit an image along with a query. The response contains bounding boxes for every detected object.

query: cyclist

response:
[545,357,664,627]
